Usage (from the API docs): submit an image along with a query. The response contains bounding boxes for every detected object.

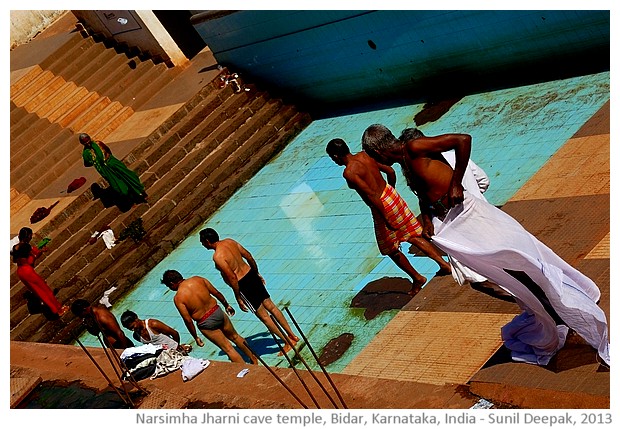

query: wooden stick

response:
[285,307,348,409]
[242,340,309,409]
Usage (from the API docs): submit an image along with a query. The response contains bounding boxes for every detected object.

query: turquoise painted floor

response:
[78,71,609,373]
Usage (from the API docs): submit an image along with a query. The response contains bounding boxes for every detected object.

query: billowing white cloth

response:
[431,191,610,366]
[442,151,491,285]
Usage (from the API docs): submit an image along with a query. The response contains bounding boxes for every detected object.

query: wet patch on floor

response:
[413,98,462,126]
[350,277,413,320]
[318,333,354,366]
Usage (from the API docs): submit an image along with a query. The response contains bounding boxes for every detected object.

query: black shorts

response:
[238,268,270,311]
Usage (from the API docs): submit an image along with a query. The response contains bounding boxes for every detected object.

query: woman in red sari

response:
[12,229,68,317]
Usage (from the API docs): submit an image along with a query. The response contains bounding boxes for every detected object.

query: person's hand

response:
[448,182,464,208]
[196,337,204,347]
[225,304,235,316]
[422,222,435,240]
[237,298,249,312]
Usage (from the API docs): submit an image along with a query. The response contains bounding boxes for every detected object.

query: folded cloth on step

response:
[181,357,210,382]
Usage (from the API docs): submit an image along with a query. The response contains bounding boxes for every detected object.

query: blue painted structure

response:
[191,10,609,114]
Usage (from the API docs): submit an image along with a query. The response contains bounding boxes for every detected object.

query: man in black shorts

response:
[200,228,299,354]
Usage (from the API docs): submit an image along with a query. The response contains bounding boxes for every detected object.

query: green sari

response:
[82,142,145,198]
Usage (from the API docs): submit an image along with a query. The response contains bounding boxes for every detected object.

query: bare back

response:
[404,140,456,203]
[174,276,219,321]
[343,152,389,205]
[213,238,251,280]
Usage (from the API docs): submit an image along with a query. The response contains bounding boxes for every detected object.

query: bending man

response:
[326,138,451,295]
[161,269,257,364]
[362,124,610,366]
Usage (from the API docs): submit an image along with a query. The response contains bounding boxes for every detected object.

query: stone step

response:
[101,59,154,101]
[10,65,45,96]
[46,86,91,123]
[55,41,106,86]
[91,106,135,141]
[10,121,63,175]
[41,93,267,282]
[66,97,115,133]
[12,128,81,187]
[45,35,97,79]
[35,80,79,119]
[118,63,182,109]
[97,54,148,96]
[22,76,68,112]
[11,127,73,193]
[10,105,29,126]
[55,92,103,128]
[38,31,87,71]
[9,92,285,327]
[9,83,234,293]
[11,69,56,106]
[10,111,42,143]
[70,45,116,88]
[87,54,139,96]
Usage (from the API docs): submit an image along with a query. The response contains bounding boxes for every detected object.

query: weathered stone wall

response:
[10,10,66,49]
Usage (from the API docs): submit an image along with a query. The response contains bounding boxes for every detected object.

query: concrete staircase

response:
[10,27,312,344]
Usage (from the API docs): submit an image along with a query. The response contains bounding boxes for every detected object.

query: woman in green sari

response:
[79,133,147,203]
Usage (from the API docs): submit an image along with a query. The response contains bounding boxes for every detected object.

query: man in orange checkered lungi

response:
[327,138,451,296]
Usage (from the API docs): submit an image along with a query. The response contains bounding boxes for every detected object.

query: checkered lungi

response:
[373,184,423,255]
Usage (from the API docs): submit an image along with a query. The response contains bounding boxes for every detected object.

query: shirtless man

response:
[199,228,299,354]
[326,138,451,295]
[71,299,134,349]
[361,124,610,367]
[161,269,257,364]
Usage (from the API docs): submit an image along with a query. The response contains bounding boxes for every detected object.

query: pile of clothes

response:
[120,344,210,382]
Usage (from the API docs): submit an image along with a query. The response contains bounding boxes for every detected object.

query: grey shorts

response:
[196,305,225,330]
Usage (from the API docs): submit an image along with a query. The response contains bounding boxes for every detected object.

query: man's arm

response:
[214,254,248,311]
[376,162,397,187]
[204,279,235,316]
[407,134,472,207]
[173,297,203,346]
[97,309,132,348]
[150,319,181,344]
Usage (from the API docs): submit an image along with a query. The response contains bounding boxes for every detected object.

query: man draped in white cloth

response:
[361,124,610,367]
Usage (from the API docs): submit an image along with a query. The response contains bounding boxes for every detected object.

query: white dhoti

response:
[431,191,610,366]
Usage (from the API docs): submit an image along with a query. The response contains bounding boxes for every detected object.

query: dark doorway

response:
[153,10,206,60]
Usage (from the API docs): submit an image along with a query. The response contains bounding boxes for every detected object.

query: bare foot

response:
[435,266,452,277]
[408,276,426,297]
[288,334,300,346]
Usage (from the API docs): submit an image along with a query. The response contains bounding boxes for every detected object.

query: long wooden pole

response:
[285,307,348,409]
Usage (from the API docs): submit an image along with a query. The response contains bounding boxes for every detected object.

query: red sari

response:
[15,247,63,314]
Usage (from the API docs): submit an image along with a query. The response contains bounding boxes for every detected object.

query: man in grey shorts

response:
[161,269,257,364]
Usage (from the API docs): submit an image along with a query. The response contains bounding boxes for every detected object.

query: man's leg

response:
[408,236,452,276]
[261,298,299,344]
[255,303,297,353]
[200,323,248,364]
[387,250,427,296]
[219,316,258,364]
